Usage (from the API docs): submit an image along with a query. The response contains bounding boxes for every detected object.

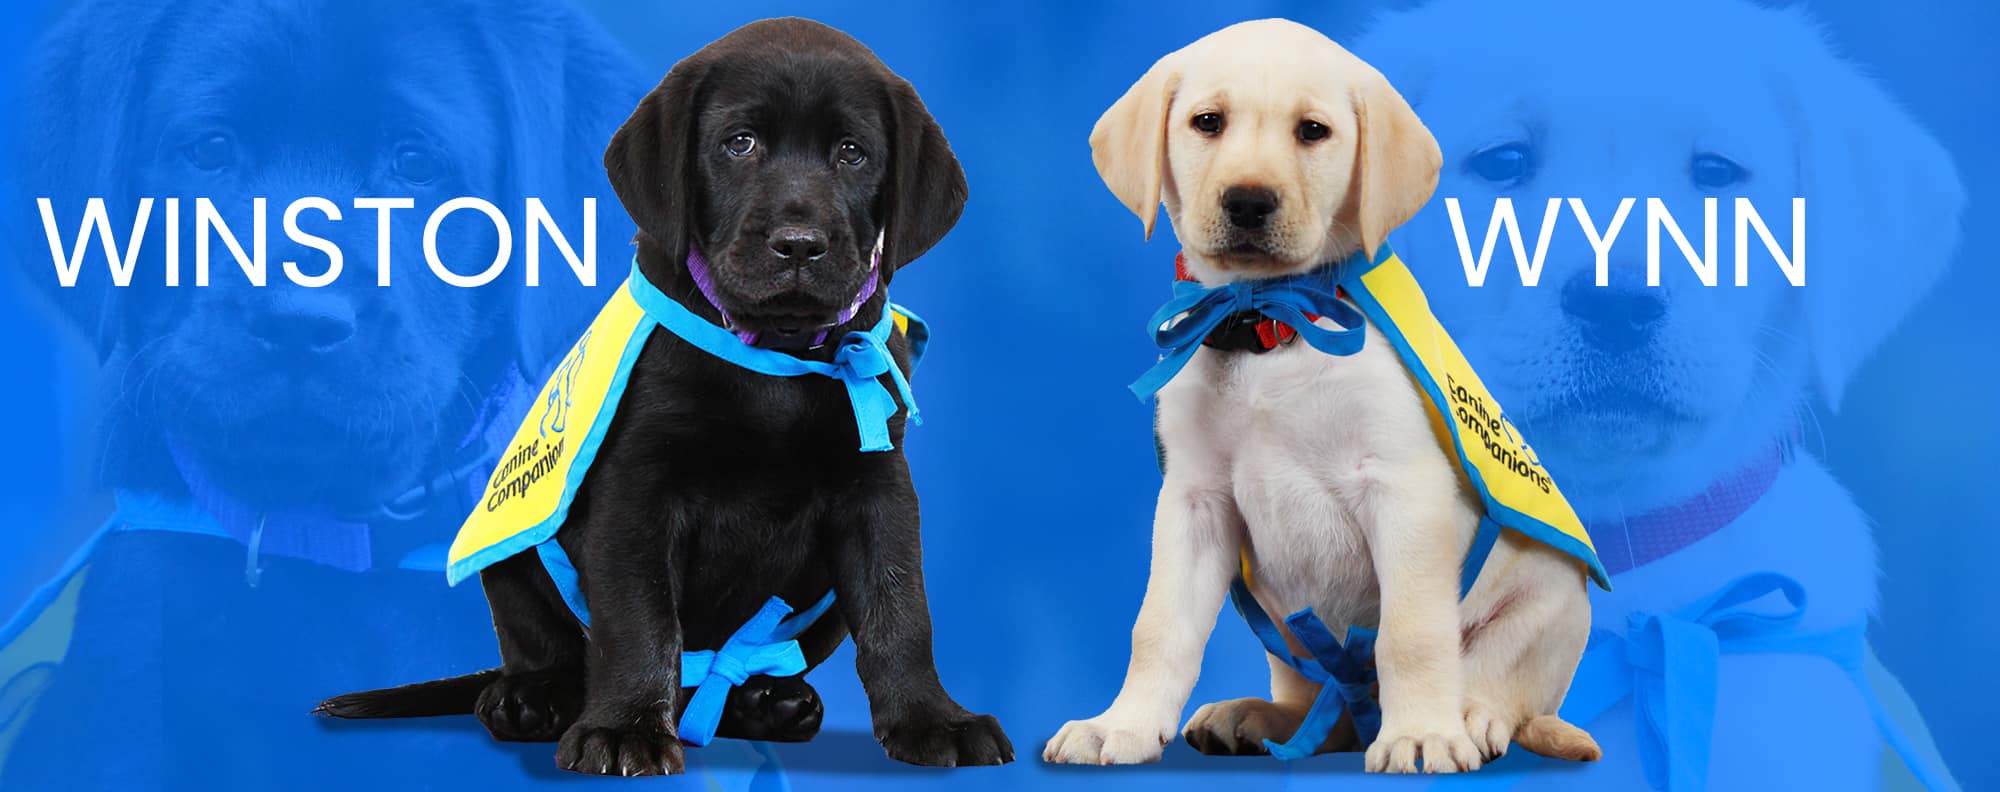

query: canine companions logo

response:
[36,196,601,288]
[542,329,589,437]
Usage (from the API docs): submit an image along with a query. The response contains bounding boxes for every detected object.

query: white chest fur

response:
[1153,316,1481,635]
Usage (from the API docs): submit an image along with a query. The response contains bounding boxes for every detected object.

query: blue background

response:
[0,0,1990,790]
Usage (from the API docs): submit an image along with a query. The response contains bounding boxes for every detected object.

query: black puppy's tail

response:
[312,668,501,719]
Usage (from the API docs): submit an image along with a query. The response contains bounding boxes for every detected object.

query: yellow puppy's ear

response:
[1091,58,1180,239]
[1777,11,1963,411]
[1351,71,1442,259]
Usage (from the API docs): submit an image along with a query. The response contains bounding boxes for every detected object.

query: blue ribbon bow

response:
[1228,579,1381,759]
[677,592,836,747]
[1560,573,1867,791]
[828,330,922,452]
[628,260,921,452]
[1129,269,1369,400]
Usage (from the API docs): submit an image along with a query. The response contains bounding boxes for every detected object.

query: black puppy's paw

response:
[877,708,1014,767]
[475,669,581,742]
[556,721,685,776]
[718,675,823,742]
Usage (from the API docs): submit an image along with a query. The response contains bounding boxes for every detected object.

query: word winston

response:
[37,197,599,288]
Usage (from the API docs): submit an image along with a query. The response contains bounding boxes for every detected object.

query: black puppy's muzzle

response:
[767,226,829,262]
[694,229,883,352]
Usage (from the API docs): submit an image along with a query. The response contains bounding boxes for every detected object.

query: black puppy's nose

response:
[1560,271,1667,351]
[249,292,356,355]
[768,227,828,262]
[1222,186,1279,230]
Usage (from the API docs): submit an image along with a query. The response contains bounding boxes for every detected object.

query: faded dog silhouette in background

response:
[1347,0,1963,789]
[0,0,643,786]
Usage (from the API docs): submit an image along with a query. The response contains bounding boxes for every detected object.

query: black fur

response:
[317,18,1008,776]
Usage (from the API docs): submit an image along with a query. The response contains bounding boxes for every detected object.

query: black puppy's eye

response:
[392,146,445,185]
[1297,120,1330,143]
[836,141,866,166]
[185,133,237,171]
[726,133,757,158]
[1191,113,1224,136]
[1466,142,1535,185]
[1690,153,1748,190]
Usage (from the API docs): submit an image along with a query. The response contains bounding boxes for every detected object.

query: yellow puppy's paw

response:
[1365,718,1483,773]
[1042,715,1169,765]
[1462,703,1515,760]
[1182,697,1304,756]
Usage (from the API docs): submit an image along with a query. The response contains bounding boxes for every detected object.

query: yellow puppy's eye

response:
[1297,120,1330,143]
[1690,153,1747,189]
[1191,113,1224,136]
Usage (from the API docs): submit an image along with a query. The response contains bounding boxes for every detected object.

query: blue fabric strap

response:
[1130,261,1370,400]
[1460,515,1503,598]
[678,591,836,747]
[1227,578,1380,759]
[626,260,921,452]
[1431,573,1955,792]
[1553,573,1893,791]
[534,540,591,628]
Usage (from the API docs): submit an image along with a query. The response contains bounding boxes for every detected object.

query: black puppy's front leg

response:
[829,454,1013,767]
[553,467,687,776]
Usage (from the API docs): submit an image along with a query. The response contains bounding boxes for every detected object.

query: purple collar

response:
[683,232,884,349]
[1588,444,1785,576]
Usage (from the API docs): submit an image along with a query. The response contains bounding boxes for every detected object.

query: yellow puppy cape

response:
[446,264,923,589]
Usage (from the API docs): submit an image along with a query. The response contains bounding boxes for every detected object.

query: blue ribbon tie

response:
[1559,573,1862,791]
[1130,273,1368,400]
[1228,579,1381,760]
[677,592,837,747]
[831,331,921,452]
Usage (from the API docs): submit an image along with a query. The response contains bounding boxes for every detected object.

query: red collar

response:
[1173,253,1326,351]
[1589,446,1784,576]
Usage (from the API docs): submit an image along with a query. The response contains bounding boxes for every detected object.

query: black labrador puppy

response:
[318,18,1011,776]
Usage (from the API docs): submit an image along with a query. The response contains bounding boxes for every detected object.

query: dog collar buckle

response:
[1201,310,1297,353]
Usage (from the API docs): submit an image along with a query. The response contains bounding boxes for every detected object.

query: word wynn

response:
[1445,196,1806,288]
[37,196,599,288]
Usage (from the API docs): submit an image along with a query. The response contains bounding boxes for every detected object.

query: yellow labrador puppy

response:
[1043,19,1597,772]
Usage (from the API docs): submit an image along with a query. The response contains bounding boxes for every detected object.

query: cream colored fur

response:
[1043,19,1596,773]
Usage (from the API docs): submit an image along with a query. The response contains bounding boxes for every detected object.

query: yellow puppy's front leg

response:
[1362,484,1483,774]
[1042,481,1242,765]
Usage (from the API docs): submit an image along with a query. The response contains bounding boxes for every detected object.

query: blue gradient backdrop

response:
[0,1,1990,790]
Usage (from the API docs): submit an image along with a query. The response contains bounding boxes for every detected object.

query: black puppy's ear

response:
[603,58,708,258]
[881,79,968,272]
